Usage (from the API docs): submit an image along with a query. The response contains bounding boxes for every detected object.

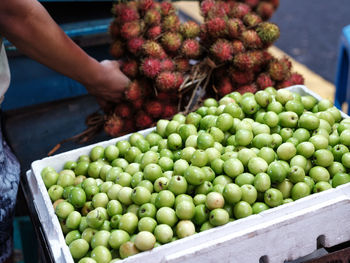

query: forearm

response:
[0,0,102,86]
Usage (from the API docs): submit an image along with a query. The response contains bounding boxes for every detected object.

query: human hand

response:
[85,60,130,112]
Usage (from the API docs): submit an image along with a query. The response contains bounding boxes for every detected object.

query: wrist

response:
[80,58,105,88]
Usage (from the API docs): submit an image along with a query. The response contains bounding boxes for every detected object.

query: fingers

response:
[100,59,121,69]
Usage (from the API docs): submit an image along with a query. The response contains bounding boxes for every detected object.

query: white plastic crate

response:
[27,85,350,263]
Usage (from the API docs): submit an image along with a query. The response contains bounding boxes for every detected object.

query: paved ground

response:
[271,0,350,83]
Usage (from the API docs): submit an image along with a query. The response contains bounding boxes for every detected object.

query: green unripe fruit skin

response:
[209,208,229,226]
[69,239,89,259]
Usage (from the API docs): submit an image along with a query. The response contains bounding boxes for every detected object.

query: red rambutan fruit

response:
[104,114,124,137]
[200,0,216,17]
[138,0,154,12]
[217,1,231,15]
[121,60,139,78]
[112,3,137,16]
[256,22,280,45]
[140,78,154,97]
[289,73,305,85]
[160,2,175,16]
[226,0,236,10]
[241,30,263,49]
[161,32,183,53]
[180,21,200,39]
[268,58,291,81]
[152,2,162,12]
[206,2,230,19]
[256,73,275,89]
[127,1,139,10]
[249,50,265,71]
[205,17,227,38]
[111,3,123,16]
[125,80,143,101]
[146,25,162,39]
[230,69,254,85]
[132,98,144,110]
[123,119,135,134]
[140,57,161,78]
[276,80,294,90]
[199,24,210,45]
[232,40,246,54]
[244,0,259,8]
[210,39,234,63]
[144,9,161,25]
[157,92,170,101]
[181,39,201,59]
[243,12,262,27]
[277,72,304,89]
[175,72,184,88]
[268,0,280,8]
[280,57,292,70]
[114,103,133,118]
[249,50,264,64]
[229,3,251,19]
[236,83,258,95]
[175,58,190,72]
[145,100,164,118]
[217,77,234,97]
[156,71,178,91]
[110,40,125,58]
[162,104,178,118]
[142,41,167,59]
[262,51,274,63]
[121,21,141,39]
[256,2,275,20]
[119,6,140,23]
[227,18,245,39]
[127,37,145,55]
[109,20,120,39]
[160,59,175,72]
[136,111,153,128]
[233,52,255,71]
[162,15,181,32]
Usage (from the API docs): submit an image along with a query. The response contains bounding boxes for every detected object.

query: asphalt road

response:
[270,0,350,83]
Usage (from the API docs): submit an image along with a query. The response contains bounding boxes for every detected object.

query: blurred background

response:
[271,0,350,83]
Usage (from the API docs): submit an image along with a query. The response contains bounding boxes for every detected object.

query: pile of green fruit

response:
[41,87,350,263]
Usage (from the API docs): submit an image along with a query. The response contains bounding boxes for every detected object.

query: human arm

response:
[0,0,130,104]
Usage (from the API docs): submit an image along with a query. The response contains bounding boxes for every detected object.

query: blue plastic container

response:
[335,25,350,113]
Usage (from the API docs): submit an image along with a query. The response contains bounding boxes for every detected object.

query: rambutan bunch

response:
[199,0,302,99]
[106,0,196,136]
[103,0,303,139]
